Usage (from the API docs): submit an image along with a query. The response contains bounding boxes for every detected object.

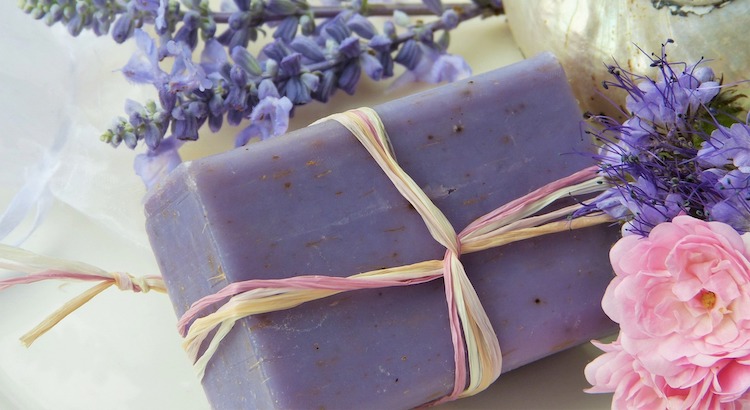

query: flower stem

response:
[212,2,500,23]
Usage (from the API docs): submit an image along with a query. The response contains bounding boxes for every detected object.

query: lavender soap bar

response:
[145,53,618,409]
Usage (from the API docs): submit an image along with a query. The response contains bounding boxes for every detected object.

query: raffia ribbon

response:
[177,108,614,403]
[0,244,165,346]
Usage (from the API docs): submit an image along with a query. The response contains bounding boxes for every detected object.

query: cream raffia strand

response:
[179,107,615,403]
[0,244,165,346]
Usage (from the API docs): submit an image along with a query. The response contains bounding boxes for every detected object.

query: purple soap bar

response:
[145,53,618,409]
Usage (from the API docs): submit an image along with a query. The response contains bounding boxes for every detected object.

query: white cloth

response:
[0,5,153,249]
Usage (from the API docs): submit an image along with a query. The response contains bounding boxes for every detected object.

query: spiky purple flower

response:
[579,41,749,235]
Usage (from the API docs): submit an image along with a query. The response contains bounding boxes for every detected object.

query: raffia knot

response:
[112,271,152,293]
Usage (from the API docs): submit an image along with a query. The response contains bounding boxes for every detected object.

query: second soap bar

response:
[145,53,618,409]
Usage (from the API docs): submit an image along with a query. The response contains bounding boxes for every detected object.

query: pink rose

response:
[587,215,750,408]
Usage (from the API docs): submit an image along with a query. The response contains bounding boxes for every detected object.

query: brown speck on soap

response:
[453,124,464,133]
[284,182,292,189]
[274,169,293,179]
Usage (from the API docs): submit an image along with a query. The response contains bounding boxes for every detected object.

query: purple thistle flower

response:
[699,122,750,173]
[580,41,750,235]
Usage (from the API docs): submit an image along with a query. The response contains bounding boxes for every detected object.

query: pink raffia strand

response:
[0,244,165,346]
[180,107,615,401]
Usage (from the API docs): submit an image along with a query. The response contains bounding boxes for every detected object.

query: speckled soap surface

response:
[145,53,619,410]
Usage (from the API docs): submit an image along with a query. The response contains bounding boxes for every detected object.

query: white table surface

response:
[0,2,615,409]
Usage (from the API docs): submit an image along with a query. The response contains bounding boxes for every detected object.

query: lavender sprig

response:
[22,0,503,187]
[577,40,750,235]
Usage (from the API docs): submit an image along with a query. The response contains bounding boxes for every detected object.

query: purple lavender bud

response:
[224,86,248,112]
[300,72,319,93]
[159,88,177,113]
[171,105,186,121]
[229,28,253,50]
[233,0,250,11]
[346,13,376,39]
[383,20,396,37]
[324,18,351,43]
[379,52,394,77]
[182,10,200,30]
[62,4,75,19]
[299,15,314,36]
[144,122,162,150]
[208,113,223,132]
[313,69,336,103]
[265,0,297,15]
[279,53,303,76]
[123,132,138,149]
[92,14,112,36]
[44,4,64,25]
[208,93,225,115]
[92,0,108,8]
[175,12,200,49]
[284,77,312,104]
[231,46,262,76]
[360,52,383,80]
[258,79,280,99]
[394,40,422,70]
[202,17,217,38]
[263,59,279,77]
[273,16,299,43]
[367,34,393,53]
[186,101,208,119]
[75,1,88,14]
[227,108,244,126]
[368,35,391,53]
[125,99,147,124]
[337,61,360,95]
[230,65,248,86]
[112,13,135,43]
[66,14,85,36]
[289,36,326,62]
[337,36,360,59]
[440,9,459,30]
[262,41,290,63]
[172,116,199,140]
[133,0,159,12]
[423,0,444,15]
[228,11,250,30]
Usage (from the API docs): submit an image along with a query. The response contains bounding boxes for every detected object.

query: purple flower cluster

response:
[580,41,750,235]
[23,0,501,186]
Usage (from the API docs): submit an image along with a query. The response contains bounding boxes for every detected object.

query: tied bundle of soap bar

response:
[145,53,619,409]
